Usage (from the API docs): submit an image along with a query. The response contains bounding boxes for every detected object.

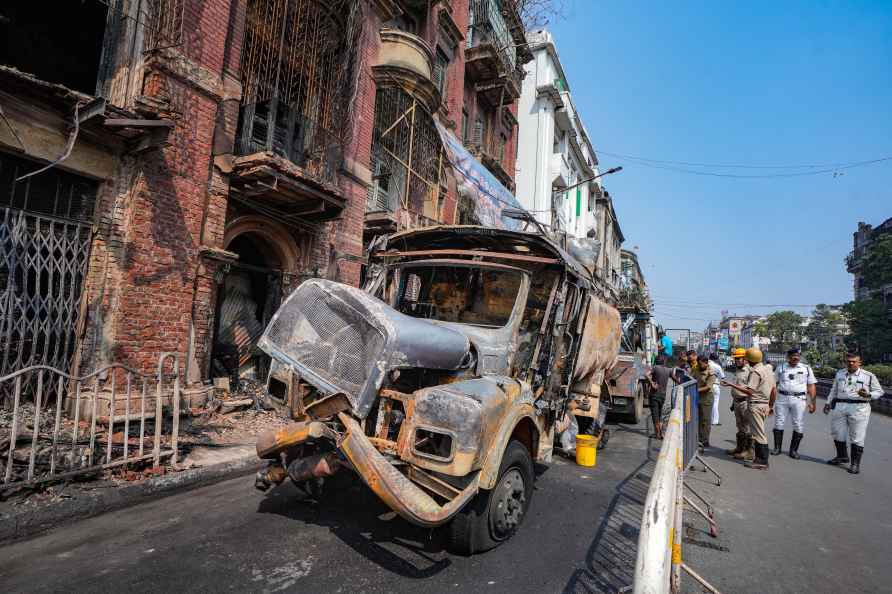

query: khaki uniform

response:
[745,362,775,445]
[695,366,717,445]
[731,366,751,436]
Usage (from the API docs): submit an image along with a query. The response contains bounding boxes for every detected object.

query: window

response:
[434,48,450,95]
[1,0,110,95]
[394,265,522,328]
[473,114,485,148]
[461,107,470,144]
[499,133,507,162]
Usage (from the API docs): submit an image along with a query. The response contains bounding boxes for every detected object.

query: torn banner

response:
[434,121,527,231]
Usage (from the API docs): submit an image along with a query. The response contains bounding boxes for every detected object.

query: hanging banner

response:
[434,121,526,230]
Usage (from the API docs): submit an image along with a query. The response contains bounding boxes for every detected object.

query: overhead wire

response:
[591,149,892,178]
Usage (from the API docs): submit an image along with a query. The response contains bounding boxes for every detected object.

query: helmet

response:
[745,348,763,363]
[732,348,746,359]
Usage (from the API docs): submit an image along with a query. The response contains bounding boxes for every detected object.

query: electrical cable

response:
[596,156,892,178]
[592,149,892,171]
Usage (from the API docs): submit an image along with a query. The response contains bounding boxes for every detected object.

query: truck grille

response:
[265,283,384,396]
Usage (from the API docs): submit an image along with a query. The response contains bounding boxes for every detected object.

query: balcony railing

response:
[235,101,342,187]
[468,0,516,72]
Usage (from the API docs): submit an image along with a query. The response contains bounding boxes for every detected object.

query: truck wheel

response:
[627,385,644,424]
[448,440,534,555]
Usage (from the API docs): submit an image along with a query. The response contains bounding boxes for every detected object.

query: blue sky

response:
[548,1,892,330]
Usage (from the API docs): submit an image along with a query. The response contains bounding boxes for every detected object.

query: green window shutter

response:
[576,188,581,217]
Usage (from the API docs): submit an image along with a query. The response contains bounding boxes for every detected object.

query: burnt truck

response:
[253,226,620,554]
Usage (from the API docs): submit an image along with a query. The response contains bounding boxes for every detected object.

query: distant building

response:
[846,217,892,313]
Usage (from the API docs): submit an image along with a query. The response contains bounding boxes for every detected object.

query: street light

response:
[558,166,624,194]
[550,166,623,234]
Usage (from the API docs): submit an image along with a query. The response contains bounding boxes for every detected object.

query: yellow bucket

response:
[576,434,599,467]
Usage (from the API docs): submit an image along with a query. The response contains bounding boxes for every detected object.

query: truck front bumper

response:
[337,413,480,528]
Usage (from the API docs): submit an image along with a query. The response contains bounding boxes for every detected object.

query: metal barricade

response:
[633,380,722,594]
[1,353,180,492]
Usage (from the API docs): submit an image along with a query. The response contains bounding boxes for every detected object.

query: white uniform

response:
[773,362,816,433]
[827,368,884,446]
[708,360,725,425]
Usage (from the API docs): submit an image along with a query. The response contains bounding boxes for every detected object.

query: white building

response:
[515,29,601,239]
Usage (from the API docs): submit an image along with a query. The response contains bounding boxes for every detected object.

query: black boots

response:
[726,433,744,456]
[771,429,783,455]
[745,444,769,469]
[789,432,803,460]
[848,445,863,474]
[827,441,849,466]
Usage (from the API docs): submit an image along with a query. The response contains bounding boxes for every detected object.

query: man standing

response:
[649,355,674,439]
[694,354,717,449]
[687,350,700,375]
[723,348,753,460]
[708,353,726,426]
[772,347,817,459]
[658,332,673,359]
[824,353,885,474]
[727,348,775,469]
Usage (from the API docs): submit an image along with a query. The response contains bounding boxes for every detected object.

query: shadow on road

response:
[256,476,452,579]
[561,426,656,594]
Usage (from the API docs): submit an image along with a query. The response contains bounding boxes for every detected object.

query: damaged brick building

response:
[0,0,531,392]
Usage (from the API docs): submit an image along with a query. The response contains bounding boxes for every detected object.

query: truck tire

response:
[627,384,644,424]
[448,440,534,556]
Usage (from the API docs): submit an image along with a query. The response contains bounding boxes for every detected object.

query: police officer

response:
[723,348,753,460]
[823,353,884,474]
[694,354,717,449]
[772,347,817,459]
[726,348,775,469]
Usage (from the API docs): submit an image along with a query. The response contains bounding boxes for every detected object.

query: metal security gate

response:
[0,209,92,376]
[0,152,98,378]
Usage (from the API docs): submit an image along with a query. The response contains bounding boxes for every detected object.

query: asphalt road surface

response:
[0,416,658,594]
[2,385,890,594]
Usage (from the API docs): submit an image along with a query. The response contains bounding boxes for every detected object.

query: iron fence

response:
[1,353,180,492]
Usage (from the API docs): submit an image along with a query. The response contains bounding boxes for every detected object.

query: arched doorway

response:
[211,219,301,384]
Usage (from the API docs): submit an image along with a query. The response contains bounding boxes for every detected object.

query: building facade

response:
[846,217,892,309]
[515,29,601,239]
[0,0,530,388]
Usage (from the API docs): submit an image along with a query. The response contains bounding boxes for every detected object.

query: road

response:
[0,416,658,594]
[681,385,892,594]
[2,385,890,594]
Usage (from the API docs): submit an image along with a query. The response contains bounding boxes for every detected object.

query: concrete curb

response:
[0,452,263,543]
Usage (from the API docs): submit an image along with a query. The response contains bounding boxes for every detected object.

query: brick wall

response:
[78,0,243,380]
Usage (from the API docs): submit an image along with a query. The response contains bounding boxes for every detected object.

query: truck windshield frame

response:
[390,259,527,329]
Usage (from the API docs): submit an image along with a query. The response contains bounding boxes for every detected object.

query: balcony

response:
[550,152,571,188]
[465,0,524,102]
[373,29,439,112]
[845,249,863,272]
[474,66,523,106]
[231,105,346,221]
[468,143,514,191]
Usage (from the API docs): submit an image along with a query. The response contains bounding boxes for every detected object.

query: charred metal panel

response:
[258,279,470,418]
[402,377,514,476]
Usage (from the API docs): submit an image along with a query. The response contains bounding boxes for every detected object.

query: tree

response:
[753,310,804,351]
[806,304,847,367]
[860,235,892,291]
[842,298,892,364]
[516,0,567,28]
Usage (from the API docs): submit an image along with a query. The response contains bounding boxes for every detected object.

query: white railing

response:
[632,381,722,594]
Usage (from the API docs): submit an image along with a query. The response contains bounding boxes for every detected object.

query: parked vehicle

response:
[253,226,621,554]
